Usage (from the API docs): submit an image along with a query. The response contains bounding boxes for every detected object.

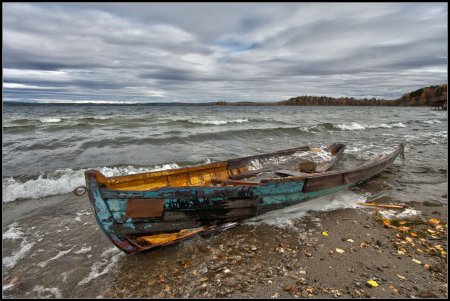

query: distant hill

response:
[394,84,447,106]
[278,84,447,106]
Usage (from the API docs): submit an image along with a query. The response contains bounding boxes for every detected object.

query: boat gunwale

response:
[93,144,313,183]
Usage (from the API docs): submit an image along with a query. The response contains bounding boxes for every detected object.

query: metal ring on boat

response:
[73,186,88,196]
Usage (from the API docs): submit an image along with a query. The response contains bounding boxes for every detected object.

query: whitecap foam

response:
[189,118,249,125]
[404,130,448,145]
[299,125,317,133]
[337,122,406,131]
[390,122,407,128]
[2,163,181,203]
[369,123,392,129]
[370,122,406,129]
[387,122,406,128]
[245,189,366,228]
[37,247,74,268]
[248,155,292,171]
[39,117,61,123]
[377,208,421,220]
[295,147,333,163]
[344,143,397,160]
[32,286,62,299]
[3,223,35,271]
[2,169,86,203]
[61,272,69,283]
[2,223,24,240]
[75,246,92,254]
[97,163,180,177]
[422,119,442,124]
[77,247,124,286]
[4,242,36,270]
[3,283,15,291]
[248,147,332,171]
[335,122,366,131]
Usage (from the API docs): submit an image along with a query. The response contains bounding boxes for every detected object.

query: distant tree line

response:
[278,95,392,106]
[278,84,447,106]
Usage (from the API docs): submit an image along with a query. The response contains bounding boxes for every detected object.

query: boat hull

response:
[87,173,350,254]
[85,144,403,254]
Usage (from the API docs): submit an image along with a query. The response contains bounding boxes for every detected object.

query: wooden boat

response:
[85,143,404,254]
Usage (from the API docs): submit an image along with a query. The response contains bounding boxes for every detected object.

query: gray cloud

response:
[2,3,447,103]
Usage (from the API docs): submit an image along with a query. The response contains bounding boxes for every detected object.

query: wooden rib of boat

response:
[85,143,404,254]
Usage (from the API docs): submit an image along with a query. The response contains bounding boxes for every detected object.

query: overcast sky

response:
[3,3,448,103]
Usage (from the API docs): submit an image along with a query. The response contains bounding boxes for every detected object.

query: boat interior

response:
[94,143,346,191]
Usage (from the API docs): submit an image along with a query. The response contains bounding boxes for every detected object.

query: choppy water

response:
[2,104,448,297]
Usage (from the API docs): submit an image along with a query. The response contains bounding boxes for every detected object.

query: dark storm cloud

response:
[2,3,447,103]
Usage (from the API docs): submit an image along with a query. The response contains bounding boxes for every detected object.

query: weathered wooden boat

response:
[84,143,404,254]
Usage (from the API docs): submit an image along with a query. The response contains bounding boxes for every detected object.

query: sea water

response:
[2,104,447,297]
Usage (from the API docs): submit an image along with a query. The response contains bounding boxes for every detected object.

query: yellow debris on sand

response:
[366,279,379,287]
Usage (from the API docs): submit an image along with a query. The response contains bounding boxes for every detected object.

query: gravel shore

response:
[105,199,447,298]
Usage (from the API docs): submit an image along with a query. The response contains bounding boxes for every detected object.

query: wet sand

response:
[2,186,447,298]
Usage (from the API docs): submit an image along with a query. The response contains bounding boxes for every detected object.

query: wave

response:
[294,122,409,132]
[2,164,180,203]
[405,118,447,125]
[404,130,448,146]
[188,118,249,125]
[334,122,366,131]
[333,122,407,131]
[75,126,307,149]
[8,120,413,153]
[343,143,398,160]
[40,117,62,123]
[248,146,332,171]
[421,119,442,124]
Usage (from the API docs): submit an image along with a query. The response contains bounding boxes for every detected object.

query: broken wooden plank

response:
[229,169,266,180]
[136,227,205,246]
[275,169,311,177]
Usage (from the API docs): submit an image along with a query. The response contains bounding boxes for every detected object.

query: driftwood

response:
[357,202,406,210]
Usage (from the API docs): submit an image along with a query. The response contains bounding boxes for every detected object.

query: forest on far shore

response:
[215,84,448,106]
